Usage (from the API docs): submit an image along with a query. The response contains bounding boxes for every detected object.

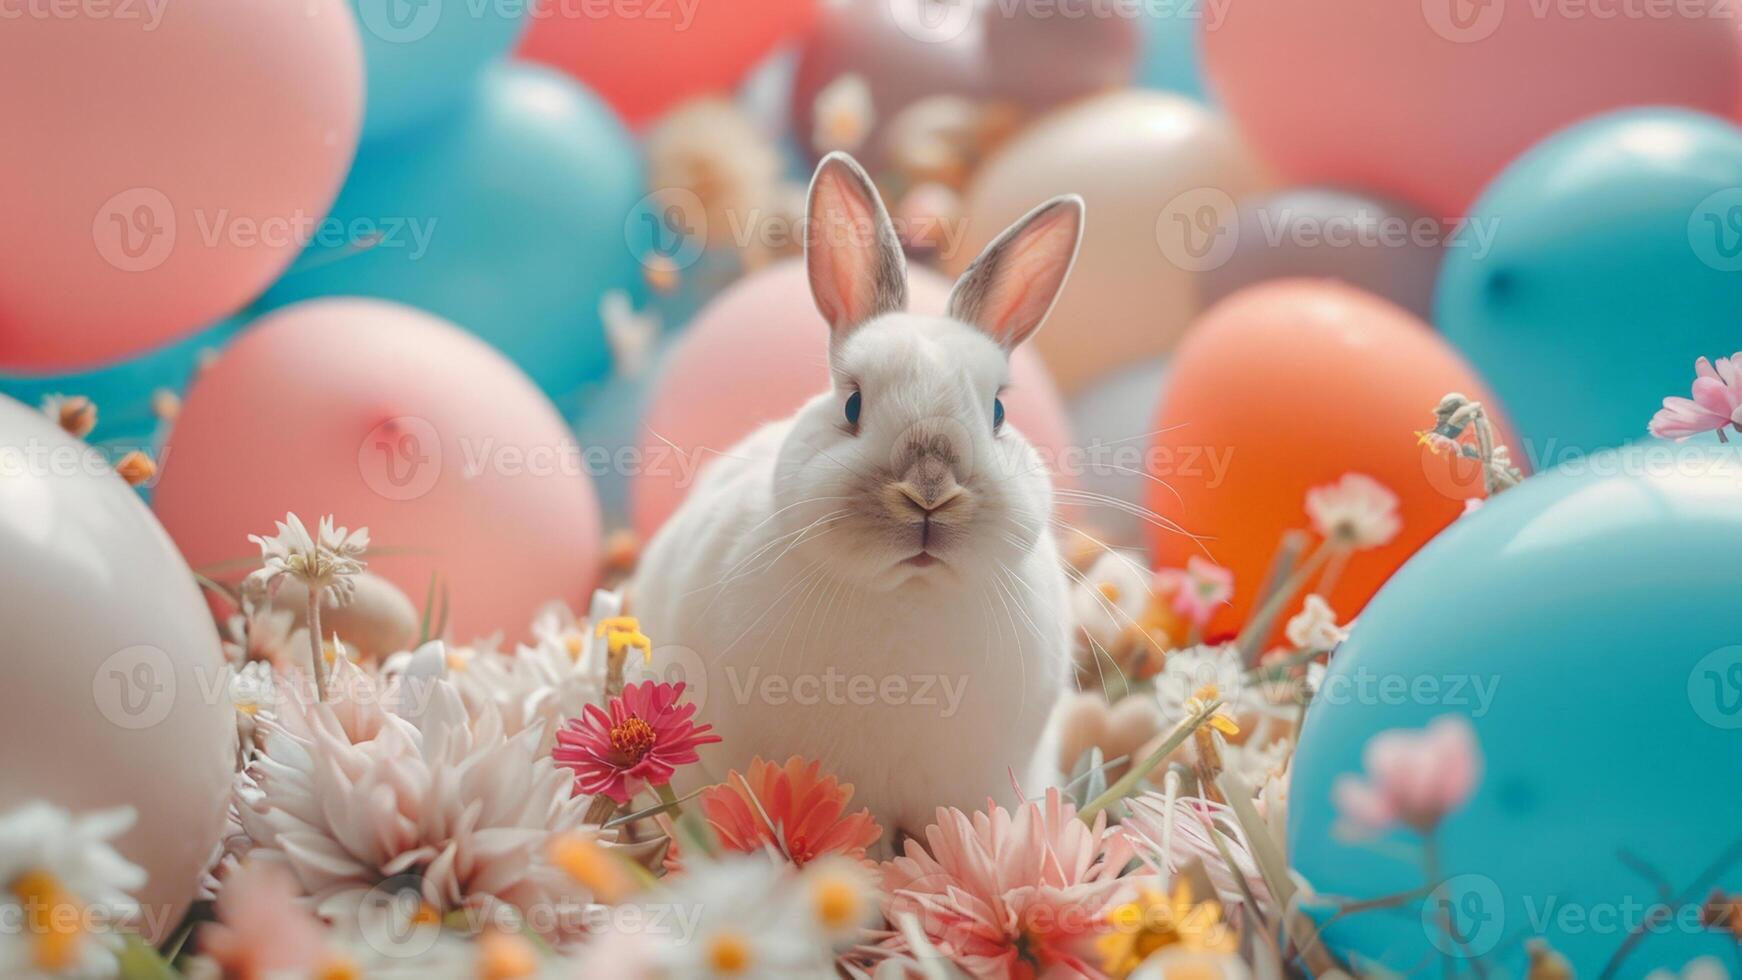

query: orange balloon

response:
[518,0,816,125]
[1144,280,1517,638]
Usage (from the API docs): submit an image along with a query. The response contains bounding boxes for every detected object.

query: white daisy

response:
[1070,550,1151,656]
[1283,594,1346,652]
[244,513,369,606]
[0,803,145,979]
[1304,473,1401,550]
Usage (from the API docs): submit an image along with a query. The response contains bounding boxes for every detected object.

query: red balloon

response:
[1203,0,1737,217]
[154,300,601,642]
[518,0,816,125]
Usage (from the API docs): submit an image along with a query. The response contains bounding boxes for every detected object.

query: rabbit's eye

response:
[993,397,1005,432]
[845,391,862,427]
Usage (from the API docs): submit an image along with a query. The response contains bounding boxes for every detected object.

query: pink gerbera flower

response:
[1650,352,1742,441]
[553,681,720,805]
[699,756,883,867]
[880,789,1140,979]
[1156,556,1234,627]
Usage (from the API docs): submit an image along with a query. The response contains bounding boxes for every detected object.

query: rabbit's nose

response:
[894,480,966,516]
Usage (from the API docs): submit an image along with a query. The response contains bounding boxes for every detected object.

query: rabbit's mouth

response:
[900,552,941,569]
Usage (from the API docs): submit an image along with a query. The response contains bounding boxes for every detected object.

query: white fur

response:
[631,154,1082,840]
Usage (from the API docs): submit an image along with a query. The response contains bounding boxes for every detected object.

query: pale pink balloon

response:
[631,260,1072,540]
[0,394,235,941]
[0,0,362,370]
[1203,0,1737,217]
[153,300,601,642]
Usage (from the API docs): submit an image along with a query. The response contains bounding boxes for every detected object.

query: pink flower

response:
[201,859,340,978]
[1650,352,1742,441]
[699,756,883,867]
[880,789,1139,979]
[1306,473,1401,550]
[1156,557,1234,627]
[553,680,720,805]
[1332,715,1482,837]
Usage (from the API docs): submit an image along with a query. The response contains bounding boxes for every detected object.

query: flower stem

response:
[306,586,328,702]
[1078,698,1222,823]
[1234,539,1338,665]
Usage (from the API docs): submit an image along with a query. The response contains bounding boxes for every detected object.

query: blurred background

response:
[5,0,1742,636]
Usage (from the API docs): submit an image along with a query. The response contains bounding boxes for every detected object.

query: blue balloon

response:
[1290,444,1742,978]
[349,0,529,141]
[262,62,646,405]
[0,317,243,449]
[1134,1,1206,100]
[1438,108,1742,463]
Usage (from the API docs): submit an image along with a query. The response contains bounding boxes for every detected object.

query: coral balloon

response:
[1202,0,1737,217]
[953,91,1267,393]
[520,0,815,125]
[1291,445,1742,976]
[1439,108,1742,457]
[0,0,362,370]
[789,0,1138,163]
[1145,280,1516,637]
[0,394,235,941]
[261,63,645,402]
[349,0,529,140]
[631,260,1071,540]
[1198,188,1444,322]
[153,300,601,641]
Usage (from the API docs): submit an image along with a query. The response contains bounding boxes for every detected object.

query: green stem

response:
[1077,699,1221,824]
[1235,539,1338,665]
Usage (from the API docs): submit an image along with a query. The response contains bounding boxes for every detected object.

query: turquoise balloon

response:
[1135,1,1206,100]
[0,317,242,448]
[349,0,529,140]
[1289,445,1742,978]
[262,62,646,403]
[1438,108,1742,462]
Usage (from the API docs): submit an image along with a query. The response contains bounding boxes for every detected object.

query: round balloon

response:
[0,317,243,451]
[953,91,1267,393]
[1439,108,1742,460]
[0,394,235,941]
[789,0,1137,163]
[0,0,361,370]
[1202,0,1737,216]
[1198,188,1443,322]
[349,0,529,140]
[1066,358,1169,549]
[520,0,814,125]
[1134,1,1207,99]
[153,299,602,642]
[1291,443,1742,978]
[630,260,1071,540]
[261,62,645,403]
[1145,280,1517,637]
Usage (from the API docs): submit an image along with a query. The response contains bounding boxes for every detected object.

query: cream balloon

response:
[0,394,235,941]
[952,91,1268,393]
[269,571,420,663]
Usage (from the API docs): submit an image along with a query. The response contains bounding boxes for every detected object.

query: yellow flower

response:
[1097,881,1235,977]
[595,616,653,664]
[1185,683,1240,737]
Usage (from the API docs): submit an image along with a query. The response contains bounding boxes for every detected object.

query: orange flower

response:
[699,756,882,867]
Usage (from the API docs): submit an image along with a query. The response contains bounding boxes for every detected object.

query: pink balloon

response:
[153,300,601,642]
[0,395,234,942]
[1203,1,1737,216]
[631,260,1072,540]
[0,0,362,370]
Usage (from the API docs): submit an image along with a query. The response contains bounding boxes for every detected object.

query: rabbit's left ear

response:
[804,152,908,343]
[947,195,1084,350]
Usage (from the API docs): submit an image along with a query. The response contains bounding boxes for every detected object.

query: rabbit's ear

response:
[947,195,1084,350]
[805,152,907,341]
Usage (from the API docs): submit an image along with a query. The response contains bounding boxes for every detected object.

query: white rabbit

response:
[632,152,1083,840]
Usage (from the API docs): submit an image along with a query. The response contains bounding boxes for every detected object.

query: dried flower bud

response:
[46,395,97,439]
[1525,938,1573,980]
[115,451,156,487]
[151,388,181,421]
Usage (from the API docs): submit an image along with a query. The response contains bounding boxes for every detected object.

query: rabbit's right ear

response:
[804,152,907,343]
